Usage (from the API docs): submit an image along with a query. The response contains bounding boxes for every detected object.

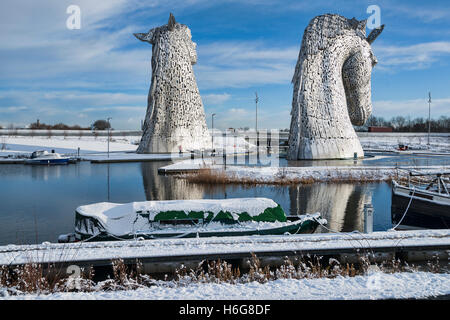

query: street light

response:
[107,117,112,158]
[427,92,431,148]
[211,113,216,151]
[255,92,258,133]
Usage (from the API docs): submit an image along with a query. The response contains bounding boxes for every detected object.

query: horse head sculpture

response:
[134,13,198,65]
[134,13,211,153]
[288,14,384,160]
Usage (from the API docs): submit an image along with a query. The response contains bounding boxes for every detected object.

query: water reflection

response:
[141,163,204,200]
[0,161,390,245]
[141,163,374,233]
[288,183,371,232]
[30,165,63,181]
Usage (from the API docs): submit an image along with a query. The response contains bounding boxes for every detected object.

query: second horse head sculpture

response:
[288,14,384,160]
[134,13,211,153]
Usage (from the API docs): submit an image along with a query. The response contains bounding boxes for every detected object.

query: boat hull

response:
[25,158,70,165]
[72,217,321,242]
[391,186,450,229]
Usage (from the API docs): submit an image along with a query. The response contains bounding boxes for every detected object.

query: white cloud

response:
[0,90,146,129]
[202,93,231,105]
[386,4,450,23]
[0,106,28,113]
[196,41,298,89]
[209,105,291,130]
[373,98,450,119]
[374,41,450,70]
[196,63,294,89]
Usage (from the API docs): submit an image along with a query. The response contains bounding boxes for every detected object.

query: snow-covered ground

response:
[0,136,138,155]
[0,135,255,154]
[160,158,450,182]
[79,152,186,162]
[359,133,450,153]
[1,133,448,160]
[3,271,450,300]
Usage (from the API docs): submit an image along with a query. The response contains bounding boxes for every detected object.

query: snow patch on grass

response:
[4,271,450,300]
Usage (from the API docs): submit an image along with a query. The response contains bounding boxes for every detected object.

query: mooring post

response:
[223,132,226,170]
[364,203,374,233]
[245,135,250,165]
[234,134,237,165]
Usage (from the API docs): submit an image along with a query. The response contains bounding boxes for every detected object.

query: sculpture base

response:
[289,137,364,160]
[137,135,212,154]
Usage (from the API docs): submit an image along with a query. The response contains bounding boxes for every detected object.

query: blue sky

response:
[0,0,449,130]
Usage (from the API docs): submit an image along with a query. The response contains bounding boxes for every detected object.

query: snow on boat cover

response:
[74,198,320,240]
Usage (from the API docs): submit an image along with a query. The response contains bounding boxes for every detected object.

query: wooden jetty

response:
[0,230,448,274]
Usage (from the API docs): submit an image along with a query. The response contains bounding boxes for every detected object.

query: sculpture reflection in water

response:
[140,162,373,233]
[141,162,204,200]
[289,183,372,233]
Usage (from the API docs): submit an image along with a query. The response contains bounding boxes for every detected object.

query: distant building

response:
[368,126,393,132]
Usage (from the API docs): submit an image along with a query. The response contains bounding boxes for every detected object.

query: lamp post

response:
[427,92,431,148]
[107,117,112,158]
[211,113,216,151]
[255,92,259,149]
[255,92,258,133]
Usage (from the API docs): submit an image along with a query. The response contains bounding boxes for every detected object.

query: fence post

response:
[364,203,373,233]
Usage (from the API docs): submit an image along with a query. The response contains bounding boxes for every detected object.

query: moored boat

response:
[59,198,326,242]
[391,171,450,229]
[25,150,70,165]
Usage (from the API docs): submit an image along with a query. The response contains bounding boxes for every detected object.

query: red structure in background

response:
[368,126,393,132]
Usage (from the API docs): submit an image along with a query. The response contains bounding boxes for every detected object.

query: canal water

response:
[0,161,395,245]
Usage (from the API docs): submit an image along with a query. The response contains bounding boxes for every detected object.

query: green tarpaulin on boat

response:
[149,204,287,223]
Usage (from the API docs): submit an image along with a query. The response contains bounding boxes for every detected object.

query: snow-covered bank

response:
[4,271,450,300]
[161,159,450,183]
[221,165,450,183]
[1,136,138,154]
[359,133,450,153]
[79,152,186,162]
[0,135,255,155]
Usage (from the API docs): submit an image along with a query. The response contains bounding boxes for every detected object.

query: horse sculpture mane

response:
[288,14,384,160]
[135,13,211,153]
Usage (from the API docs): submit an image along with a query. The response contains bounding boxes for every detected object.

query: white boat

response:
[25,150,70,165]
[58,198,326,242]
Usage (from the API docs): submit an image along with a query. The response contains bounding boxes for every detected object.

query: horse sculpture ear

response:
[134,30,155,44]
[168,13,176,31]
[358,19,367,34]
[366,24,385,44]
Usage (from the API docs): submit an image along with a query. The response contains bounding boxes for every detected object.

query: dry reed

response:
[0,253,433,297]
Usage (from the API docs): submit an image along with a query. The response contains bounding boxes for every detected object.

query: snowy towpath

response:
[3,271,450,300]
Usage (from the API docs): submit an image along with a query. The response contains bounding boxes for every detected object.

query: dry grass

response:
[180,167,395,186]
[0,253,436,296]
[171,253,424,285]
[0,259,154,296]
